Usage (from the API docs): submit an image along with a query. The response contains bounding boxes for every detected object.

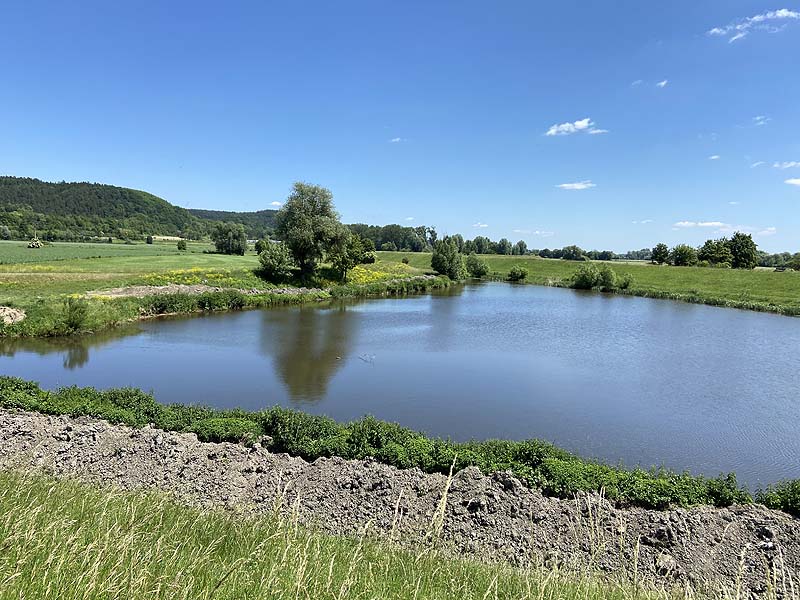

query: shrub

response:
[401,257,409,264]
[176,239,187,251]
[597,265,617,290]
[757,480,800,517]
[192,417,262,444]
[254,239,267,254]
[258,242,294,283]
[431,239,467,280]
[570,264,600,289]
[146,235,154,244]
[506,266,528,282]
[465,253,489,278]
[62,297,89,331]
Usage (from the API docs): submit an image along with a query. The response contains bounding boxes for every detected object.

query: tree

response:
[472,236,491,254]
[328,227,372,282]
[698,238,732,267]
[0,226,10,240]
[146,235,154,244]
[176,239,187,251]
[651,243,670,264]
[254,239,267,254]
[507,266,528,282]
[513,240,528,255]
[275,182,340,275]
[670,244,698,266]
[497,238,513,255]
[465,253,489,277]
[431,238,467,280]
[561,245,586,261]
[598,250,615,261]
[211,222,247,255]
[725,232,758,269]
[258,241,294,282]
[451,233,464,253]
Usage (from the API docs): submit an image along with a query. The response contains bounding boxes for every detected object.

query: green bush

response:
[570,264,600,289]
[192,417,262,444]
[0,376,784,514]
[506,266,528,282]
[62,297,90,331]
[176,239,187,251]
[465,253,489,278]
[571,265,632,291]
[258,242,294,283]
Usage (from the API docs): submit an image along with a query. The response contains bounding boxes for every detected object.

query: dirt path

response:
[1,409,797,596]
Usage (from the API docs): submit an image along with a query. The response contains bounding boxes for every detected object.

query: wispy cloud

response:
[472,222,489,228]
[753,115,771,126]
[389,137,405,143]
[774,161,800,169]
[758,227,777,236]
[656,80,668,88]
[545,118,607,136]
[631,79,643,86]
[270,201,282,207]
[532,230,555,237]
[729,201,741,205]
[673,220,726,228]
[675,220,777,236]
[404,216,414,221]
[632,219,654,224]
[751,161,766,168]
[786,178,800,186]
[512,229,530,234]
[708,155,721,160]
[556,180,596,190]
[708,8,800,42]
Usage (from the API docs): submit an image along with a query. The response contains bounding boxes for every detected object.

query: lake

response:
[2,282,799,488]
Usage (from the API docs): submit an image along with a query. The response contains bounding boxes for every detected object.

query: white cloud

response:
[632,219,654,224]
[729,201,741,205]
[673,220,727,228]
[786,178,800,186]
[631,79,643,86]
[774,161,800,169]
[656,80,668,88]
[556,180,596,190]
[389,137,405,143]
[472,222,489,228]
[708,155,721,160]
[404,216,414,221]
[750,161,766,168]
[757,227,777,236]
[270,201,282,207]
[753,115,771,126]
[512,229,531,234]
[708,9,800,42]
[532,230,555,237]
[545,117,607,136]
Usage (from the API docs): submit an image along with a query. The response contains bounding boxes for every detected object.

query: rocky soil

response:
[1,409,797,596]
[0,306,25,325]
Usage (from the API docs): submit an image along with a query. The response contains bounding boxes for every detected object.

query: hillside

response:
[188,207,278,239]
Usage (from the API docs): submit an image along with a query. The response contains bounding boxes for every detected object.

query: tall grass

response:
[0,470,688,600]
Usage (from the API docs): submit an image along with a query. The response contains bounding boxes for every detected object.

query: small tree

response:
[211,222,247,255]
[670,244,698,266]
[651,243,670,264]
[726,232,758,269]
[431,238,467,280]
[561,245,586,261]
[146,235,154,245]
[254,239,267,254]
[506,266,528,282]
[497,238,513,255]
[328,227,371,282]
[465,253,489,278]
[258,241,294,282]
[513,240,528,256]
[698,238,732,267]
[176,239,187,251]
[0,226,10,240]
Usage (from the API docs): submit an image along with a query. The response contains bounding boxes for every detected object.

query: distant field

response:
[0,239,213,264]
[378,251,800,314]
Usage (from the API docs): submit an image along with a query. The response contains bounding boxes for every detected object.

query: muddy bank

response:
[1,409,797,596]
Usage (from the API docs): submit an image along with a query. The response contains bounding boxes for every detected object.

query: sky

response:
[1,1,799,252]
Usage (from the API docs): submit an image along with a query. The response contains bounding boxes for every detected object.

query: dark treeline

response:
[651,233,800,270]
[187,208,277,240]
[347,223,437,252]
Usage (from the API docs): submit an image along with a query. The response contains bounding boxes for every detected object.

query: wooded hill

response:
[0,177,276,241]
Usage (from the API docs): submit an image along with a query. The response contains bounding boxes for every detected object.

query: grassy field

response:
[380,251,800,315]
[0,470,685,600]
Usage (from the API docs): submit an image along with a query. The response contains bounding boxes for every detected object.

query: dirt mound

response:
[1,409,797,595]
[0,306,25,325]
[86,284,320,298]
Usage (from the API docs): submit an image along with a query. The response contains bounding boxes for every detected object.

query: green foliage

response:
[570,264,601,289]
[465,253,489,278]
[254,239,267,253]
[348,223,433,253]
[697,238,732,267]
[1,376,776,513]
[258,241,294,283]
[726,231,758,269]
[211,222,248,256]
[561,245,587,261]
[669,244,698,266]
[570,264,632,291]
[192,417,262,444]
[176,239,187,251]
[506,266,528,282]
[496,238,512,255]
[651,243,670,265]
[187,207,277,240]
[756,480,800,517]
[61,297,89,331]
[328,227,373,282]
[431,239,467,280]
[275,182,340,275]
[145,235,154,245]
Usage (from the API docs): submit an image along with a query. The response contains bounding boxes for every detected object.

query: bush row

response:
[3,376,796,515]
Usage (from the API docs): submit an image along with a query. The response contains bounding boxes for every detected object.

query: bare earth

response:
[1,409,797,596]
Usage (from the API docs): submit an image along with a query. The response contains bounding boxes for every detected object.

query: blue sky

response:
[2,1,799,252]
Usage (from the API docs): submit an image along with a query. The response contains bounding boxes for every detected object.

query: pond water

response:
[2,282,799,488]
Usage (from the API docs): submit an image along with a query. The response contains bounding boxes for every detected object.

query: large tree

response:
[651,243,670,264]
[698,238,733,266]
[670,244,698,266]
[726,232,758,269]
[431,238,467,280]
[275,182,340,275]
[211,222,247,255]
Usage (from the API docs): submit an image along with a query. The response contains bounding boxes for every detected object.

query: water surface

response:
[2,282,799,488]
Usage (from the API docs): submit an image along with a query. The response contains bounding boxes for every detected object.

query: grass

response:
[9,376,798,515]
[379,251,800,316]
[0,471,689,600]
[0,240,445,337]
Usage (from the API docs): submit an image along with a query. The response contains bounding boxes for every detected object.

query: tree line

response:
[648,233,798,270]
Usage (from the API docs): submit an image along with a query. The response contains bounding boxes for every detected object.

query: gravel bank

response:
[1,409,797,596]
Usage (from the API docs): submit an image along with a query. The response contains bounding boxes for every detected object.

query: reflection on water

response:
[1,282,799,488]
[260,305,354,401]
